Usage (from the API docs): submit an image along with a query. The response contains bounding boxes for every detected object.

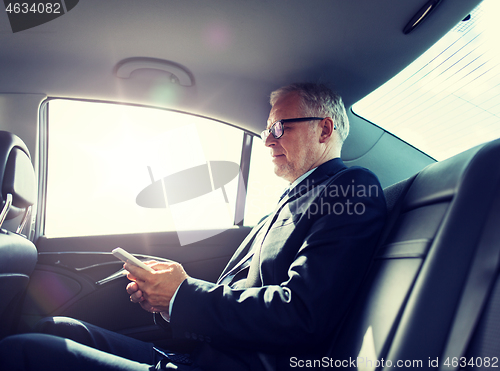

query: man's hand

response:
[125,260,189,313]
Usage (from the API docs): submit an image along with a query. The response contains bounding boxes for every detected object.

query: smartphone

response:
[112,247,155,272]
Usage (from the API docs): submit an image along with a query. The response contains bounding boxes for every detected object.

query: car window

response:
[45,99,245,239]
[244,137,289,226]
[353,0,500,160]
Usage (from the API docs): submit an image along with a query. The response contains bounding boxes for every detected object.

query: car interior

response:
[1,0,500,369]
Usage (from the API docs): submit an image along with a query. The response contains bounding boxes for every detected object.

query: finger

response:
[149,261,176,272]
[140,301,157,313]
[126,281,139,295]
[124,262,150,281]
[123,263,138,282]
[130,289,144,303]
[126,271,140,282]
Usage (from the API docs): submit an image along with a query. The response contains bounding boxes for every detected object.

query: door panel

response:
[20,227,251,339]
[23,99,282,342]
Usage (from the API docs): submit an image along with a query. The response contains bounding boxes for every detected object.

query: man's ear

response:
[319,118,335,143]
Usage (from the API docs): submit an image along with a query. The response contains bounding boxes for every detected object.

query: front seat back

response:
[330,137,500,368]
[0,131,37,338]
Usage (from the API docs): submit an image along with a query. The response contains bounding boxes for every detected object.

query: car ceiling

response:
[0,0,481,134]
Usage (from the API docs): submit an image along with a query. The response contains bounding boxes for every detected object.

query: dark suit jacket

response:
[168,158,387,370]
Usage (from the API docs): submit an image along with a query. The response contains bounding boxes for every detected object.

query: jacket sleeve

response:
[169,168,387,353]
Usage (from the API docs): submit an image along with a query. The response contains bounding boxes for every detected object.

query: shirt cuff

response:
[159,282,182,322]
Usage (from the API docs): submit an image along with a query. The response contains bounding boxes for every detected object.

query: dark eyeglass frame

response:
[261,117,325,141]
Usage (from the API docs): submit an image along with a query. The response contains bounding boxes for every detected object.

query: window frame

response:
[35,98,258,241]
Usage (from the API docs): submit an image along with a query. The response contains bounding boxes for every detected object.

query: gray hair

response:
[270,83,350,143]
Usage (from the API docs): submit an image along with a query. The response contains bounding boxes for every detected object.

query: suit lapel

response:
[245,158,348,286]
[216,217,268,283]
[218,158,348,285]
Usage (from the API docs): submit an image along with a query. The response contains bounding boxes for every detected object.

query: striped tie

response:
[278,187,290,202]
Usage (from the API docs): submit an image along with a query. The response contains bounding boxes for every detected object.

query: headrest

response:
[402,138,500,211]
[0,131,37,220]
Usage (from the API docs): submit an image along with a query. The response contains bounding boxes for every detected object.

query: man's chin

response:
[274,164,293,182]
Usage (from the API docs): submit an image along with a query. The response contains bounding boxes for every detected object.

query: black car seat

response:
[0,131,37,338]
[329,137,500,370]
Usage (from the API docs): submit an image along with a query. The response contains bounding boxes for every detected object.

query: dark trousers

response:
[0,317,199,371]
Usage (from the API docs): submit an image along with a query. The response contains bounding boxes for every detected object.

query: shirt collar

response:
[289,167,317,191]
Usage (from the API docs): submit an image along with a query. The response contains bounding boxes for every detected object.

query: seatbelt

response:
[440,184,500,370]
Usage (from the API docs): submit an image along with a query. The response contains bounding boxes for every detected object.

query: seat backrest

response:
[0,131,37,233]
[329,138,500,369]
[0,130,38,338]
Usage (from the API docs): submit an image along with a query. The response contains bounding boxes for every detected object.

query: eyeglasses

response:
[261,117,325,141]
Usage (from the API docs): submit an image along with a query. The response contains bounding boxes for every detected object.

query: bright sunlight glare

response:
[46,100,243,238]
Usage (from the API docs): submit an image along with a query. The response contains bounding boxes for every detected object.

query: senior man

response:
[0,83,387,371]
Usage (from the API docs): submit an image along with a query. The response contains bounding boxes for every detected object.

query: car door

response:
[20,98,287,342]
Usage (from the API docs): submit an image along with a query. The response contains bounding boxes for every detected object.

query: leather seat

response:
[329,138,500,368]
[0,131,37,338]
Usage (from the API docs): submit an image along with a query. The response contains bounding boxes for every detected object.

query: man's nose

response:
[264,132,277,147]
